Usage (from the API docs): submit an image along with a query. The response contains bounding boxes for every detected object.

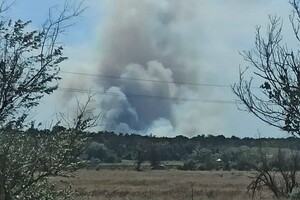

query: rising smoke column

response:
[98,0,222,135]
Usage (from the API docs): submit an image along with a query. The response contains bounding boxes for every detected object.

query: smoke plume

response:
[37,0,292,138]
[97,0,221,136]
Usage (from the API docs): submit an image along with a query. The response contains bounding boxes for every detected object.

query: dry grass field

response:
[53,170,277,200]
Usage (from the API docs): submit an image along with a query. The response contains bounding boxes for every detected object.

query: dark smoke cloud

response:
[32,0,292,138]
[98,0,205,134]
[101,86,139,130]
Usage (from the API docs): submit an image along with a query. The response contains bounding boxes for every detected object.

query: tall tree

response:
[233,0,300,198]
[134,142,146,171]
[233,0,300,137]
[0,0,84,129]
[0,1,100,199]
[149,143,162,169]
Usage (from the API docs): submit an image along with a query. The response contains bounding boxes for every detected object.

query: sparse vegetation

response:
[53,170,273,200]
[248,148,300,199]
[233,0,300,197]
[0,0,102,199]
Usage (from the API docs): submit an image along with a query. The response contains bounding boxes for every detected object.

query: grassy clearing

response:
[54,170,275,200]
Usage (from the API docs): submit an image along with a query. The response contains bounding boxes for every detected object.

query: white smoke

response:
[96,0,215,136]
[48,0,291,137]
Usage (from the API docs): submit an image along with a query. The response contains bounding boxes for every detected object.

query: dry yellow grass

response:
[54,170,274,200]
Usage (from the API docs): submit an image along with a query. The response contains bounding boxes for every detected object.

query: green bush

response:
[290,187,300,200]
[178,159,197,170]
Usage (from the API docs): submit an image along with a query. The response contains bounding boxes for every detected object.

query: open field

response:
[54,170,275,200]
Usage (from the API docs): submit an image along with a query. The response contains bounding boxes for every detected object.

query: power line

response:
[60,70,232,88]
[57,86,242,105]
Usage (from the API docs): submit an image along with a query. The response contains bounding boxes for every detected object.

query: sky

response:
[6,0,297,138]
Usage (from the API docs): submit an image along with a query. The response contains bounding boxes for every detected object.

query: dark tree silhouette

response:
[149,143,161,169]
[0,0,84,129]
[233,0,300,198]
[233,0,300,137]
[247,149,300,198]
[0,1,102,199]
[134,142,146,171]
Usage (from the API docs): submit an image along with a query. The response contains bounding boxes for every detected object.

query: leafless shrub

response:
[248,149,300,199]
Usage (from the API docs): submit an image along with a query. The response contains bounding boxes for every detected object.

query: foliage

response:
[0,0,97,199]
[248,149,300,199]
[231,146,255,171]
[149,143,161,168]
[0,126,92,199]
[233,0,300,137]
[178,159,197,171]
[87,131,300,170]
[190,147,215,170]
[134,142,146,171]
[85,142,121,170]
[0,1,84,129]
[232,0,300,197]
[18,181,75,200]
[104,150,121,163]
[290,187,300,199]
[86,142,107,160]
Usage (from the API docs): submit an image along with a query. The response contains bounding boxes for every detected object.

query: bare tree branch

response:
[233,13,300,136]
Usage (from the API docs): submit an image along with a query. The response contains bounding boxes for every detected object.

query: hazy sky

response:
[8,0,296,138]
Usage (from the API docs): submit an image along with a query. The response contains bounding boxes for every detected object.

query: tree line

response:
[75,130,300,173]
[85,131,300,163]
